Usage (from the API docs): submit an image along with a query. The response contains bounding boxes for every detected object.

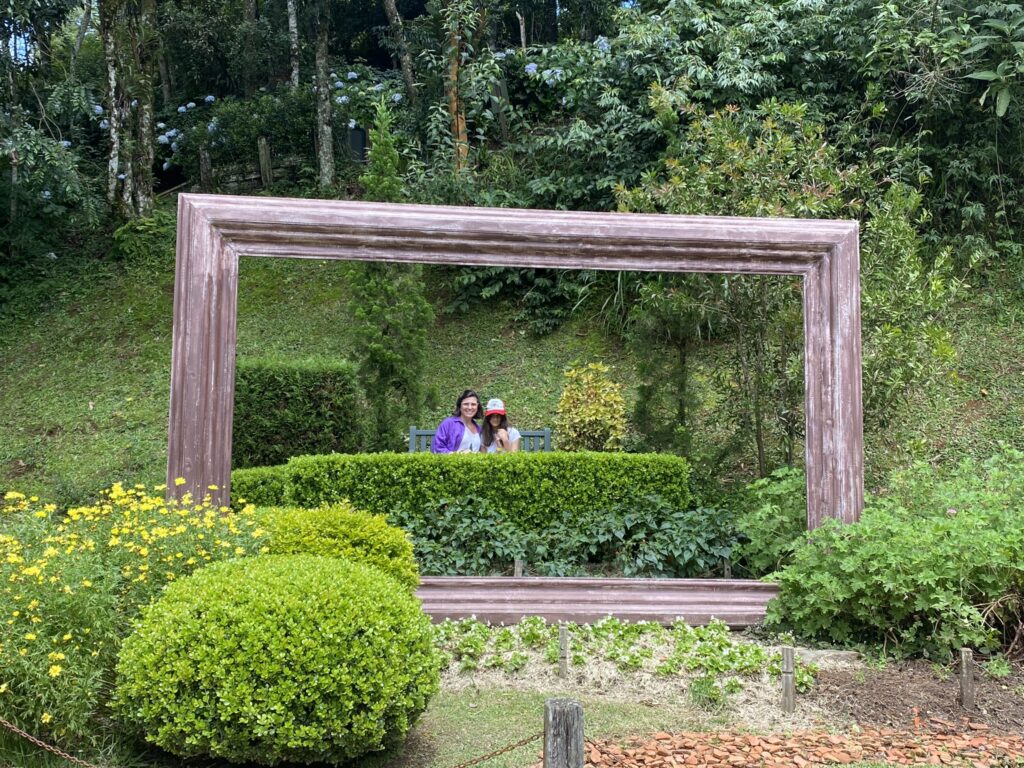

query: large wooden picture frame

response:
[168,194,863,528]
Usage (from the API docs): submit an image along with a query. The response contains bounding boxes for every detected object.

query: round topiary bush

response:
[114,554,440,765]
[259,502,419,590]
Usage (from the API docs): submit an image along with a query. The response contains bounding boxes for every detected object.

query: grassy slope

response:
[2,234,1023,505]
[0,255,627,505]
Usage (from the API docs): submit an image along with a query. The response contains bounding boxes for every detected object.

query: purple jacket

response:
[431,416,479,453]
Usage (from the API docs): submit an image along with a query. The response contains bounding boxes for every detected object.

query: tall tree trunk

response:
[133,0,158,215]
[287,0,300,87]
[70,0,93,80]
[381,0,416,104]
[314,20,334,189]
[158,48,172,106]
[445,30,468,171]
[100,8,123,208]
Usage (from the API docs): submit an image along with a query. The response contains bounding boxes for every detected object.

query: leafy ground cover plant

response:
[114,554,440,765]
[432,616,817,697]
[391,493,739,578]
[767,448,1024,658]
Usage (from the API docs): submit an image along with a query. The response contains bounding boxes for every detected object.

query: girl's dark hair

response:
[482,412,510,447]
[453,389,482,418]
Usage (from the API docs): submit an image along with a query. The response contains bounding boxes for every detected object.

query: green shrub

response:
[232,464,289,507]
[734,467,807,577]
[0,486,265,752]
[282,451,692,530]
[555,362,627,451]
[110,207,176,267]
[232,356,366,468]
[390,495,531,576]
[114,555,440,765]
[768,449,1024,658]
[260,502,419,590]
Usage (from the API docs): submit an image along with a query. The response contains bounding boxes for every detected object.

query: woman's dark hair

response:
[452,389,482,418]
[482,412,510,447]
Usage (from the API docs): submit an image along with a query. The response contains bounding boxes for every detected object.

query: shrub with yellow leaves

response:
[0,486,267,751]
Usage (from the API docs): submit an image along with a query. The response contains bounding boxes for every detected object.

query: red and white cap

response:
[484,398,506,416]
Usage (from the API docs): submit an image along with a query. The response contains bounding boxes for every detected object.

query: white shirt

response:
[457,424,482,453]
[486,427,521,453]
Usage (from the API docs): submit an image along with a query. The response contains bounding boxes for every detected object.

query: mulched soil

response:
[531,659,1024,767]
[808,660,1024,734]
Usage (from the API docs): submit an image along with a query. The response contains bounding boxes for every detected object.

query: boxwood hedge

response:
[271,452,692,529]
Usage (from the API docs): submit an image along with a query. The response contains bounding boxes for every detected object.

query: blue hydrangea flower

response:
[99,119,109,129]
[334,80,343,89]
[167,128,179,137]
[92,104,104,115]
[207,121,217,133]
[171,141,179,152]
[162,161,171,171]
[595,36,610,53]
[372,83,384,92]
[130,99,138,108]
[347,71,358,80]
[41,190,52,199]
[494,51,506,60]
[335,95,349,104]
[205,95,215,103]
[391,93,402,103]
[186,101,196,109]
[177,105,187,113]
[157,134,169,144]
[156,122,166,129]
[117,173,126,180]
[348,119,357,129]
[525,62,538,75]
[59,140,71,148]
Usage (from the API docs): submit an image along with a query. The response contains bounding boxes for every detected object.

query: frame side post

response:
[167,197,239,508]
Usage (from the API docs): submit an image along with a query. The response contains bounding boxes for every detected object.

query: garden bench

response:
[408,426,552,453]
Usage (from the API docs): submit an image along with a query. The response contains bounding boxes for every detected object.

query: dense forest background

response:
[2,0,1023,505]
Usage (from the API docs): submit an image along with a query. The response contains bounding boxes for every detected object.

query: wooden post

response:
[199,148,213,192]
[257,137,273,187]
[514,558,524,577]
[959,648,975,710]
[558,623,568,678]
[722,557,732,578]
[781,646,795,713]
[544,698,583,768]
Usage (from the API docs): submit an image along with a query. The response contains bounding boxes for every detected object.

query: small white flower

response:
[41,190,52,199]
[130,99,138,108]
[117,173,126,180]
[156,122,166,129]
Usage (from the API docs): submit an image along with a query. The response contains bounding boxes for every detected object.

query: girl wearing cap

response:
[431,390,483,453]
[481,398,521,453]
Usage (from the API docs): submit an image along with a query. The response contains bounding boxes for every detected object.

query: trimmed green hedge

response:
[259,502,419,590]
[232,357,365,469]
[114,555,439,764]
[232,465,288,507]
[267,452,691,529]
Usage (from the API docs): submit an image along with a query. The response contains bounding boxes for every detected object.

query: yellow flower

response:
[18,648,27,656]
[41,712,52,723]
[48,665,62,677]
[0,683,8,694]
[81,579,92,588]
[24,633,36,641]
[3,491,25,501]
[62,633,72,642]
[48,652,66,662]
[174,477,186,486]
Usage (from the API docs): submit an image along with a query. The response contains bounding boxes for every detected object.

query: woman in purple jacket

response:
[431,390,483,453]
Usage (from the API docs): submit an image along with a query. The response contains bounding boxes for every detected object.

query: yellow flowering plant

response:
[0,486,266,750]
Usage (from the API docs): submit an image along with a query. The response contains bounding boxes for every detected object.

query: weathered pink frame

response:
[168,193,863,528]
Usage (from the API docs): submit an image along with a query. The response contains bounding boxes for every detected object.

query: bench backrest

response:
[408,426,552,453]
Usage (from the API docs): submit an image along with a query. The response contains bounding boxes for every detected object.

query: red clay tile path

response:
[533,721,1024,767]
